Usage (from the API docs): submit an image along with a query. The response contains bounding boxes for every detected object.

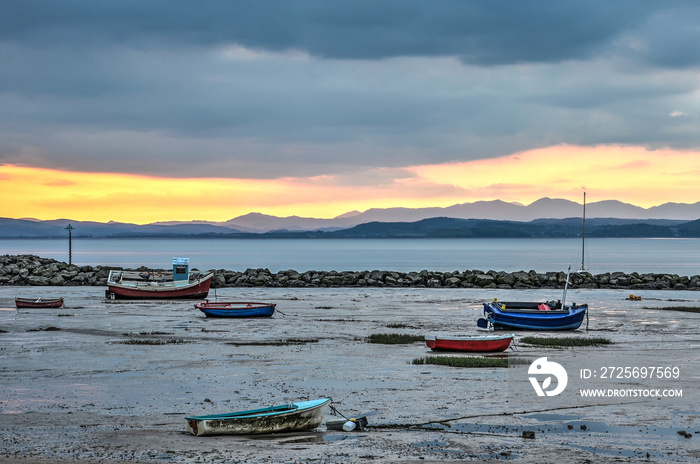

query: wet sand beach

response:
[1,286,698,463]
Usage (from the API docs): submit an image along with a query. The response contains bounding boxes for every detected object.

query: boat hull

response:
[483,301,587,330]
[425,334,513,352]
[107,273,213,300]
[185,398,331,436]
[195,301,276,318]
[15,297,64,309]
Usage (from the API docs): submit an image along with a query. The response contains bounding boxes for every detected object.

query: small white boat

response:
[185,398,331,436]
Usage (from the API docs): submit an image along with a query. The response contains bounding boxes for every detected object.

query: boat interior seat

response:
[495,308,570,314]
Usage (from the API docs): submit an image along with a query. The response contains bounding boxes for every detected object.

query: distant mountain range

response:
[315,217,700,239]
[159,198,700,232]
[2,197,700,238]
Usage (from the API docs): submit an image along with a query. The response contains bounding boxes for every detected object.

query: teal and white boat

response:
[186,398,332,436]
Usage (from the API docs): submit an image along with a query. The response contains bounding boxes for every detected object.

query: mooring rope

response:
[367,401,618,431]
[329,404,349,420]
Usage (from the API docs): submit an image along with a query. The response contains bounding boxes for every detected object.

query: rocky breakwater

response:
[214,268,700,290]
[2,254,699,290]
[0,255,113,286]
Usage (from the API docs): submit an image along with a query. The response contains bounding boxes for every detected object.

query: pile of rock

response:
[212,267,700,290]
[1,254,698,290]
[0,254,112,286]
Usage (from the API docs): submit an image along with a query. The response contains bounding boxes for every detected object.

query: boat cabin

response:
[173,257,190,281]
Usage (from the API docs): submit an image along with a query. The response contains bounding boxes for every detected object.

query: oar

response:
[562,265,571,310]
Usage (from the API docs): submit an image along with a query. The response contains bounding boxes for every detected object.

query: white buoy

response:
[342,420,356,431]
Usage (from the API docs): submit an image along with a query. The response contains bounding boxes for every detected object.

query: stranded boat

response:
[479,266,588,331]
[194,301,276,318]
[424,334,514,352]
[15,297,64,309]
[185,398,332,436]
[480,300,587,330]
[106,258,213,300]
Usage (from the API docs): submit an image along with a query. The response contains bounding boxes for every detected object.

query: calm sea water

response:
[1,237,699,275]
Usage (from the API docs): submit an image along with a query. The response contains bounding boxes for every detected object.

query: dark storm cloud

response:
[2,0,686,65]
[1,1,700,178]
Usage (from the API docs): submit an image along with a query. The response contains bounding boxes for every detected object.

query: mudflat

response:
[1,286,698,463]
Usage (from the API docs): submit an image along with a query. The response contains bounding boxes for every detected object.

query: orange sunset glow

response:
[2,144,698,223]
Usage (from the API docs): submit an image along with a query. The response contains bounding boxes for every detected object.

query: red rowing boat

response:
[15,297,64,309]
[424,334,514,352]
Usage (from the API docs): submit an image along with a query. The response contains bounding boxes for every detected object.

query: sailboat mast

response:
[581,191,586,271]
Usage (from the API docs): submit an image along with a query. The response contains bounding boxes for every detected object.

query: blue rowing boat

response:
[186,398,332,436]
[479,265,588,331]
[194,300,276,318]
[481,300,588,330]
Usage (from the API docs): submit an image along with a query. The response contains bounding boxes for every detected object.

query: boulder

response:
[474,274,496,287]
[27,275,50,286]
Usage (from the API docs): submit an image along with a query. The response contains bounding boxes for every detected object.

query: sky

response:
[2,1,700,223]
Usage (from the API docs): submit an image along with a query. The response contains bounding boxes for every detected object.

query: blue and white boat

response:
[481,300,587,330]
[479,265,588,330]
[186,398,331,436]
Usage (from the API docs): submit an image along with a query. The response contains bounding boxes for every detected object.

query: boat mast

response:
[580,190,586,272]
[562,265,571,308]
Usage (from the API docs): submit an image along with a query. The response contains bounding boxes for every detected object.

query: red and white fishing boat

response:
[424,334,514,352]
[106,258,213,300]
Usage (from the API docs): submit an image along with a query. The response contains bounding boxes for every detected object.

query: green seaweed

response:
[412,356,509,368]
[368,333,424,344]
[521,336,611,347]
[385,323,411,329]
[226,338,319,346]
[647,306,700,313]
[118,338,189,345]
